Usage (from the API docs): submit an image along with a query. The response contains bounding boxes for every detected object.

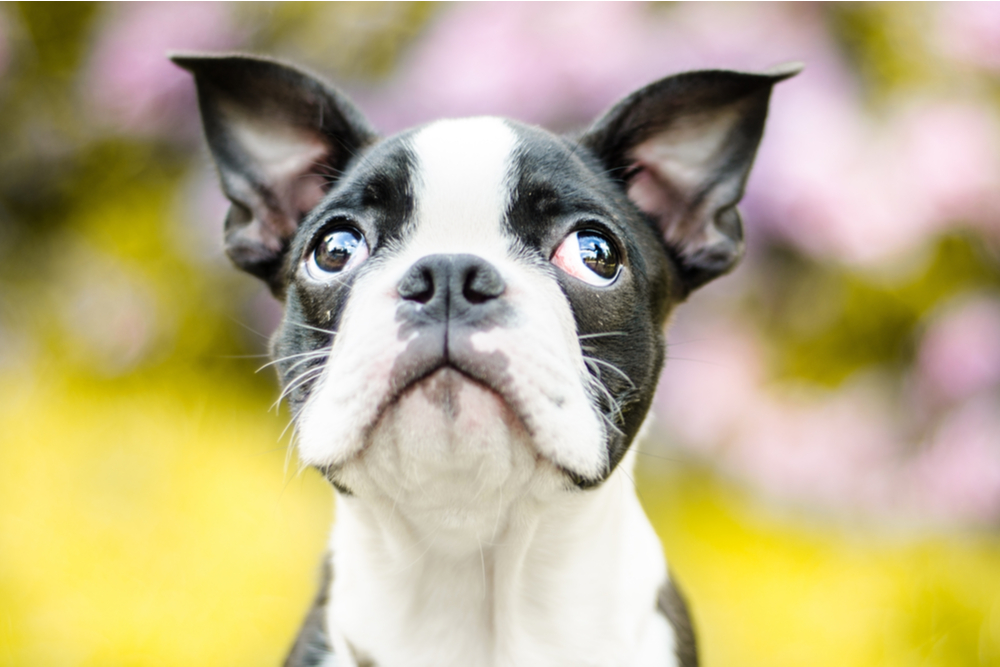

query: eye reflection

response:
[551,230,622,286]
[577,232,619,280]
[307,226,369,278]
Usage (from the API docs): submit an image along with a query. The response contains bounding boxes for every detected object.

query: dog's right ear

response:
[171,54,377,295]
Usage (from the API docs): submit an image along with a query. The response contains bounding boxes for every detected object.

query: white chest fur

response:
[327,452,675,667]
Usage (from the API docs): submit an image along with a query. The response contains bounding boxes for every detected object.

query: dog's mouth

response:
[314,332,602,491]
[371,355,525,436]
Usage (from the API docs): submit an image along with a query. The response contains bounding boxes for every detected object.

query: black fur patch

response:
[504,121,676,480]
[658,577,699,667]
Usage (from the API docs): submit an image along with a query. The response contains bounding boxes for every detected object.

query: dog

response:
[173,52,796,667]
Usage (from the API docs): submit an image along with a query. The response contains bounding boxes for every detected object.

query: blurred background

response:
[1,2,1000,665]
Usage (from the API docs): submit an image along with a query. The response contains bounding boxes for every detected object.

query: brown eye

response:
[552,230,622,286]
[307,227,369,278]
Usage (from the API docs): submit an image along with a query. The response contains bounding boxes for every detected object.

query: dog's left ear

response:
[172,53,378,296]
[582,65,800,294]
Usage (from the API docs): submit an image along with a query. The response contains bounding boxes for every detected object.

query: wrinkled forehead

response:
[313,117,614,256]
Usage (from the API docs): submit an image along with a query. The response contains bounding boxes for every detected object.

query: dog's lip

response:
[385,359,513,414]
[363,358,531,442]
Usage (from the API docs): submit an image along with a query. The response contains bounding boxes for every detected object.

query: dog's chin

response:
[336,367,548,524]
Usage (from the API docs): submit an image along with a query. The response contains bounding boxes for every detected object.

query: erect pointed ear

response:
[582,64,800,295]
[171,53,378,295]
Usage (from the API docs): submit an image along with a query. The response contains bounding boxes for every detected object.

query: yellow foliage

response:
[2,370,998,666]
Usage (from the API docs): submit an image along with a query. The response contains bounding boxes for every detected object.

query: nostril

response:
[463,265,505,304]
[399,266,435,303]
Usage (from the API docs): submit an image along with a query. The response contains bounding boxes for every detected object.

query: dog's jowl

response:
[175,54,796,667]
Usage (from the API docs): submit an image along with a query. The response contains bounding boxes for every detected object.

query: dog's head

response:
[177,54,792,506]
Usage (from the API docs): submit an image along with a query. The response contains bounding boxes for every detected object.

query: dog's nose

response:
[398,254,505,316]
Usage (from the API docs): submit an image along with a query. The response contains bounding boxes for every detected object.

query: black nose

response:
[397,254,505,322]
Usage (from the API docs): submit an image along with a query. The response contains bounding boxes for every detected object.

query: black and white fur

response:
[174,53,796,667]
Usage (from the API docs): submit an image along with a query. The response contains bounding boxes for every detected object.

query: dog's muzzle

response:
[389,254,515,399]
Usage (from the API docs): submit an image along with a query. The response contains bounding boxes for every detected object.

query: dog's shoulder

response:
[658,576,698,667]
[284,557,334,667]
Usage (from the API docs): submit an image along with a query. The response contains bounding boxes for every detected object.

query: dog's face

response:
[177,55,791,520]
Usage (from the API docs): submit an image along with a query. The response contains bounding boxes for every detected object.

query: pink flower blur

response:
[363,3,822,132]
[750,99,1000,264]
[918,295,1000,403]
[84,2,240,135]
[937,2,1000,71]
[909,398,1000,523]
[655,306,1000,525]
[657,317,899,512]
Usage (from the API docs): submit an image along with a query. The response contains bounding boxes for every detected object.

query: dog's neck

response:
[328,451,673,667]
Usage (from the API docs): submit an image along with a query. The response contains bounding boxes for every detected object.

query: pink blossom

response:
[364,2,657,132]
[362,3,820,133]
[654,306,1000,525]
[657,319,901,513]
[657,318,766,449]
[725,382,900,512]
[908,397,1000,523]
[749,93,1000,264]
[917,295,1000,404]
[83,2,241,135]
[937,2,1000,71]
[898,105,1000,222]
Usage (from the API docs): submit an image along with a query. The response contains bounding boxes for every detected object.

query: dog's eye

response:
[307,227,369,278]
[551,230,621,286]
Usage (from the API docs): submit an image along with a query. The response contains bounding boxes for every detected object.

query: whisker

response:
[633,449,684,463]
[578,331,626,340]
[598,409,625,437]
[278,399,309,444]
[582,355,635,388]
[583,360,624,414]
[227,315,272,340]
[285,320,339,337]
[584,368,625,427]
[663,356,723,367]
[665,337,707,347]
[619,465,639,494]
[280,354,331,378]
[256,349,330,373]
[282,412,305,477]
[277,366,325,403]
[272,366,325,411]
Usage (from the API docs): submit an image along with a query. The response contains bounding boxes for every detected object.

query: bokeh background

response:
[2,2,1000,665]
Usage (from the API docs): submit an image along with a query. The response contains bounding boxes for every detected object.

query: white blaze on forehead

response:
[409,118,517,254]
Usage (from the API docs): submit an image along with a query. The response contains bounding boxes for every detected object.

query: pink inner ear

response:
[293,173,328,216]
[263,138,330,219]
[626,166,685,244]
[227,112,333,220]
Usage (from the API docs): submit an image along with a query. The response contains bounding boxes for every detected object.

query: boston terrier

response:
[173,53,796,667]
